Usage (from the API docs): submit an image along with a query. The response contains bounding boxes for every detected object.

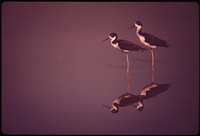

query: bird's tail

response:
[162,44,173,48]
[166,44,173,48]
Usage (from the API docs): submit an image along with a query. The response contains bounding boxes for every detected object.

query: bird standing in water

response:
[128,21,171,81]
[101,33,147,74]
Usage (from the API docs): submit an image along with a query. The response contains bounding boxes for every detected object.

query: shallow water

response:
[2,2,199,135]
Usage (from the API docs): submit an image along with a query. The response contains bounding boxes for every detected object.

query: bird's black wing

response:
[143,83,172,100]
[117,40,146,51]
[142,33,170,48]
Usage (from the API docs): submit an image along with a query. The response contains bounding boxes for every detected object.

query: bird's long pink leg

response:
[151,49,155,82]
[126,72,130,92]
[125,53,130,74]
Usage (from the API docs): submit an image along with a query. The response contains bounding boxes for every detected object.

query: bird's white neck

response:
[136,26,142,37]
[111,102,119,112]
[135,26,145,44]
[110,36,117,43]
[111,104,118,111]
[110,36,120,50]
[111,42,119,49]
[135,26,157,49]
[136,101,144,110]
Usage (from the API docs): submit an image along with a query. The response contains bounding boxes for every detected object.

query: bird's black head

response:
[127,21,142,30]
[101,33,118,42]
[135,21,143,26]
[109,33,117,38]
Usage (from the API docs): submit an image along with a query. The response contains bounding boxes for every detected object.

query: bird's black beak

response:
[127,25,135,30]
[100,37,109,42]
[102,104,111,109]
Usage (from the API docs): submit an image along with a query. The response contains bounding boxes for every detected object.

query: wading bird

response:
[101,33,147,73]
[128,21,171,81]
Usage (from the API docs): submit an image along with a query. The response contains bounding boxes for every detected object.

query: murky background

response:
[2,2,199,135]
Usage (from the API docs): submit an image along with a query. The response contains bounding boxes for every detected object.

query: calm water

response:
[2,2,199,135]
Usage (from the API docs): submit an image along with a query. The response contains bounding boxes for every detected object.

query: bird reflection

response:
[103,82,171,113]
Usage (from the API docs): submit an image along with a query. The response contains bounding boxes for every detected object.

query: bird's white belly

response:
[123,50,130,53]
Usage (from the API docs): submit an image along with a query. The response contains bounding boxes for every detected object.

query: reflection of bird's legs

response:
[126,73,130,92]
[125,53,130,74]
[151,49,155,82]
